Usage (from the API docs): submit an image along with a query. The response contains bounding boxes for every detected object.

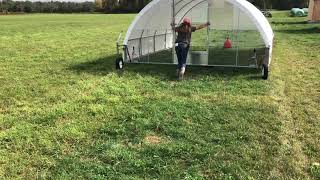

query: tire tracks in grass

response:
[269,36,319,178]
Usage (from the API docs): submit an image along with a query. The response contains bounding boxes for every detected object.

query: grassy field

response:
[0,12,319,179]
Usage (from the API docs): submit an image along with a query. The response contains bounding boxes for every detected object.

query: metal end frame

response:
[116,31,123,55]
[119,0,272,68]
[207,1,210,55]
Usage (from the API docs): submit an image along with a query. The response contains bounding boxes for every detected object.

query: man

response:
[172,17,210,80]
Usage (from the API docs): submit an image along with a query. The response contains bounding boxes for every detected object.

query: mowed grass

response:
[0,12,319,179]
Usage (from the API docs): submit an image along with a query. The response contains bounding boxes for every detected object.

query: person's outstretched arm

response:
[195,22,210,30]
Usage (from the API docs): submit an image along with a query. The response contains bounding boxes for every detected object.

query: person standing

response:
[172,17,210,80]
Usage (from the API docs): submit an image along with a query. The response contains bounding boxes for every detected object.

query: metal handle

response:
[116,31,123,55]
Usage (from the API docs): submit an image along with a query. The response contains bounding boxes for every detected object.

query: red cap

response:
[183,17,191,26]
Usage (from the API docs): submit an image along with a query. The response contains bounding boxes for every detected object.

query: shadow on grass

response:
[70,54,262,80]
[271,21,308,25]
[69,54,118,76]
[275,27,320,34]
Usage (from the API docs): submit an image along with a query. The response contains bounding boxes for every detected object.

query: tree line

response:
[0,0,309,14]
[0,0,95,13]
[0,0,152,13]
[95,0,152,13]
[248,0,309,10]
[99,0,309,12]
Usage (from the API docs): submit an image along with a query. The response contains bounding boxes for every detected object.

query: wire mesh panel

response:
[155,31,166,51]
[236,6,266,67]
[126,38,140,61]
[208,0,238,66]
[123,0,173,63]
[126,29,173,64]
[139,30,153,63]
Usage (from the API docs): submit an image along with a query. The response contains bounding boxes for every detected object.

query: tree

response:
[82,2,95,13]
[95,0,103,12]
[0,0,3,13]
[102,0,118,12]
[268,0,308,9]
[0,0,310,14]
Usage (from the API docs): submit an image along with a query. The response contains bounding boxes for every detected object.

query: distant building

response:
[309,0,320,22]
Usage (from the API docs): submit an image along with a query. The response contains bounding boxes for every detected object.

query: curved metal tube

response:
[175,0,194,16]
[175,0,184,6]
[177,0,208,24]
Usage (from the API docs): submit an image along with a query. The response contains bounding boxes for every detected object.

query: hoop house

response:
[116,0,274,78]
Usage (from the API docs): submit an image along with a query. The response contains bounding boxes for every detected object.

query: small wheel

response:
[297,11,304,17]
[261,64,269,80]
[269,13,273,18]
[115,58,124,70]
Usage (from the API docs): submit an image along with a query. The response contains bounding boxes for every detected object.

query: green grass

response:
[0,12,319,179]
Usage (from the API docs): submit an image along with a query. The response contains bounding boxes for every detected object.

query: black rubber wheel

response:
[297,11,304,17]
[262,11,272,18]
[262,64,269,80]
[115,58,124,70]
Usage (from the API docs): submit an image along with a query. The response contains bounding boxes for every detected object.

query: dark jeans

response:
[175,42,189,69]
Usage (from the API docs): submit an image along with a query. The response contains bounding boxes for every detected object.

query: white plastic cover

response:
[123,0,274,64]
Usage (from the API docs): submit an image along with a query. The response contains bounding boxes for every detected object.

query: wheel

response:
[115,57,124,70]
[262,11,272,18]
[297,11,304,17]
[261,64,269,80]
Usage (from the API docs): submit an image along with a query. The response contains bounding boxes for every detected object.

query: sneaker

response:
[178,67,185,80]
[180,67,185,74]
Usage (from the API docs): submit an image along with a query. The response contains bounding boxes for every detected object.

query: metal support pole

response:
[116,31,123,55]
[207,0,210,56]
[235,9,240,67]
[172,0,176,64]
[153,30,157,53]
[147,30,150,63]
[139,30,144,62]
[264,47,270,66]
[164,29,167,49]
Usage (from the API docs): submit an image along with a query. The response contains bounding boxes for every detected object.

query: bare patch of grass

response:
[144,135,162,144]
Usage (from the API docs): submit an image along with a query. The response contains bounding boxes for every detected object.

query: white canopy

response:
[124,0,273,46]
[123,0,274,65]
